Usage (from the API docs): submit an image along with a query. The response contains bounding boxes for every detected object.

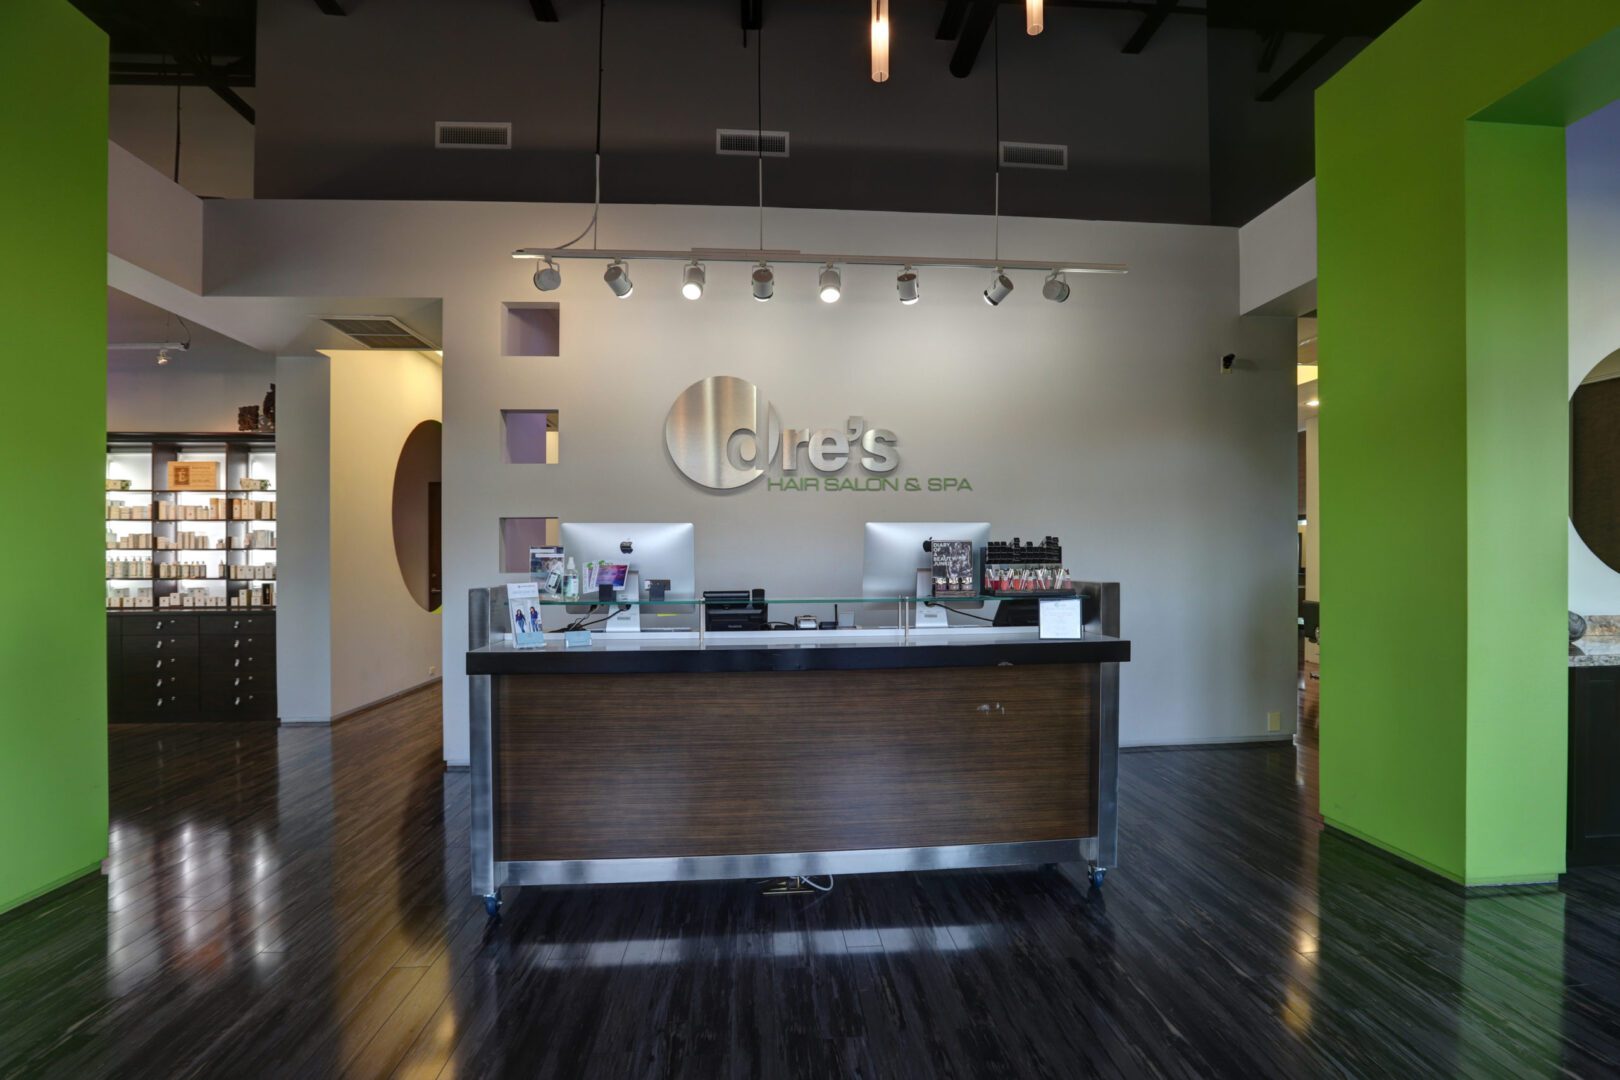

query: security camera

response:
[1220,353,1236,374]
[620,540,633,555]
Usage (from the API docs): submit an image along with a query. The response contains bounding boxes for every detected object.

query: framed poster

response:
[166,461,220,491]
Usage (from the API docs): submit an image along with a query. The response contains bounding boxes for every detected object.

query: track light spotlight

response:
[603,260,634,299]
[983,269,1014,307]
[156,349,172,366]
[533,257,562,292]
[818,264,842,304]
[751,263,776,302]
[1042,271,1070,303]
[896,266,921,305]
[681,261,706,300]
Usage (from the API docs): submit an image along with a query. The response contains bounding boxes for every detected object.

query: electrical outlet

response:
[1267,710,1281,733]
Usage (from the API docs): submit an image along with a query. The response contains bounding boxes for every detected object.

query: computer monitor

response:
[559,522,697,625]
[861,521,991,602]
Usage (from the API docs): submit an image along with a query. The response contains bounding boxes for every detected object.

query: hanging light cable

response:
[531,0,608,292]
[1026,0,1044,35]
[871,0,890,83]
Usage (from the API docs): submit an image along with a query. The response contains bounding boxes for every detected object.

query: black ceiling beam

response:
[937,0,971,39]
[1122,0,1177,54]
[950,2,998,78]
[741,0,761,31]
[313,0,346,15]
[530,0,559,21]
[1256,29,1285,73]
[1256,32,1342,102]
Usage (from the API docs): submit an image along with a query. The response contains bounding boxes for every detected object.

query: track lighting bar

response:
[512,247,1127,276]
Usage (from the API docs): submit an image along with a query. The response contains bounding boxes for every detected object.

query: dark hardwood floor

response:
[3,684,1620,1078]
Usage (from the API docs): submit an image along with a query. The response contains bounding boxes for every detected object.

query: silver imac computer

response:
[559,522,697,631]
[862,521,990,627]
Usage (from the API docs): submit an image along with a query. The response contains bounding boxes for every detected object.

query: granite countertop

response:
[1571,635,1620,667]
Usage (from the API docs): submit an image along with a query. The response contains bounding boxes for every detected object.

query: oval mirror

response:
[1572,348,1620,573]
[392,419,443,611]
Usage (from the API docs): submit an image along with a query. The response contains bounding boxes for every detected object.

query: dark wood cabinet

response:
[1569,666,1620,865]
[109,611,277,723]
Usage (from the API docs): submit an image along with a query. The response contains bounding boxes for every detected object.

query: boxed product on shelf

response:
[106,531,153,550]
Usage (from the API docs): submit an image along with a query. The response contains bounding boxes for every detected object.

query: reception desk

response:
[466,586,1128,913]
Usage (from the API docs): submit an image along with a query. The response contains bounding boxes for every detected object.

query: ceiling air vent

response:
[716,129,790,157]
[999,141,1068,170]
[320,316,437,350]
[435,121,512,150]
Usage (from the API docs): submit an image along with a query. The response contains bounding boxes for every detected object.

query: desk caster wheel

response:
[483,893,501,918]
[1088,866,1106,888]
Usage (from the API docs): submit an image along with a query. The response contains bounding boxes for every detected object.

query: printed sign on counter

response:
[1038,597,1082,640]
[508,582,545,649]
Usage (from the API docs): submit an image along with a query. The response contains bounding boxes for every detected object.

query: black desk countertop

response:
[468,629,1130,676]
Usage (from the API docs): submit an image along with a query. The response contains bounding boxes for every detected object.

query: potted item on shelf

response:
[237,405,260,432]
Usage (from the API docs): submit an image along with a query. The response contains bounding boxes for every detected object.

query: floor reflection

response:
[1,684,1619,1078]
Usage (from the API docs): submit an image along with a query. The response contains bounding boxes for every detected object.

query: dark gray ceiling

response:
[79,0,1417,226]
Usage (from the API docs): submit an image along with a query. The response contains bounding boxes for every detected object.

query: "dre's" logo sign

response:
[665,375,898,491]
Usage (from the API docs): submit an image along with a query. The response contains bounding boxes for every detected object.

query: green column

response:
[1317,1,1620,885]
[0,0,109,914]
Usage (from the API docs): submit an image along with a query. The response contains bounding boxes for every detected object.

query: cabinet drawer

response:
[122,672,196,697]
[201,671,271,699]
[201,689,276,720]
[119,615,198,637]
[119,653,198,678]
[200,634,275,662]
[205,650,275,675]
[199,614,275,636]
[122,634,198,660]
[112,693,197,721]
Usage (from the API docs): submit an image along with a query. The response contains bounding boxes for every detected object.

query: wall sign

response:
[667,374,970,494]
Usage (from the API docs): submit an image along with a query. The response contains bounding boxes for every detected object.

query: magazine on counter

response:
[529,546,566,596]
[508,582,545,648]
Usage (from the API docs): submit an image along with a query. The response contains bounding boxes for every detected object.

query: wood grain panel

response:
[495,664,1095,862]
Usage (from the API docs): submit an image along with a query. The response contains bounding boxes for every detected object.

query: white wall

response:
[108,358,273,432]
[274,351,443,721]
[1238,180,1317,316]
[275,356,333,722]
[200,198,1299,761]
[109,87,254,200]
[1568,101,1620,616]
[327,349,443,716]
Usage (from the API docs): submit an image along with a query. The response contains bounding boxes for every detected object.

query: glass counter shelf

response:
[524,594,1006,606]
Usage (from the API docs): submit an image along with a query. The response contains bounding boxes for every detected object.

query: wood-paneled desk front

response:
[466,586,1128,916]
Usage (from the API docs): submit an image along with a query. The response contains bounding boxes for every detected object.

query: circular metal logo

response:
[665,375,781,490]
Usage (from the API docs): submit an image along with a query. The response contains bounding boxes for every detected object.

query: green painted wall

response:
[1317,2,1620,885]
[0,0,109,914]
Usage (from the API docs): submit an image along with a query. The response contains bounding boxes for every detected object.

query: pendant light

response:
[871,0,890,83]
[1026,0,1044,35]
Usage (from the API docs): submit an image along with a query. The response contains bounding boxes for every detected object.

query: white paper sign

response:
[508,582,545,649]
[1039,597,1082,640]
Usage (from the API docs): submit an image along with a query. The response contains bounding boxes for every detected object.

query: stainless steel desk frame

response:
[468,584,1121,906]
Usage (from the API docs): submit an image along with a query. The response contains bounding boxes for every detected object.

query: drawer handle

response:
[155,658,164,670]
[234,696,241,706]
[155,697,163,708]
[156,620,164,630]
[155,640,163,650]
